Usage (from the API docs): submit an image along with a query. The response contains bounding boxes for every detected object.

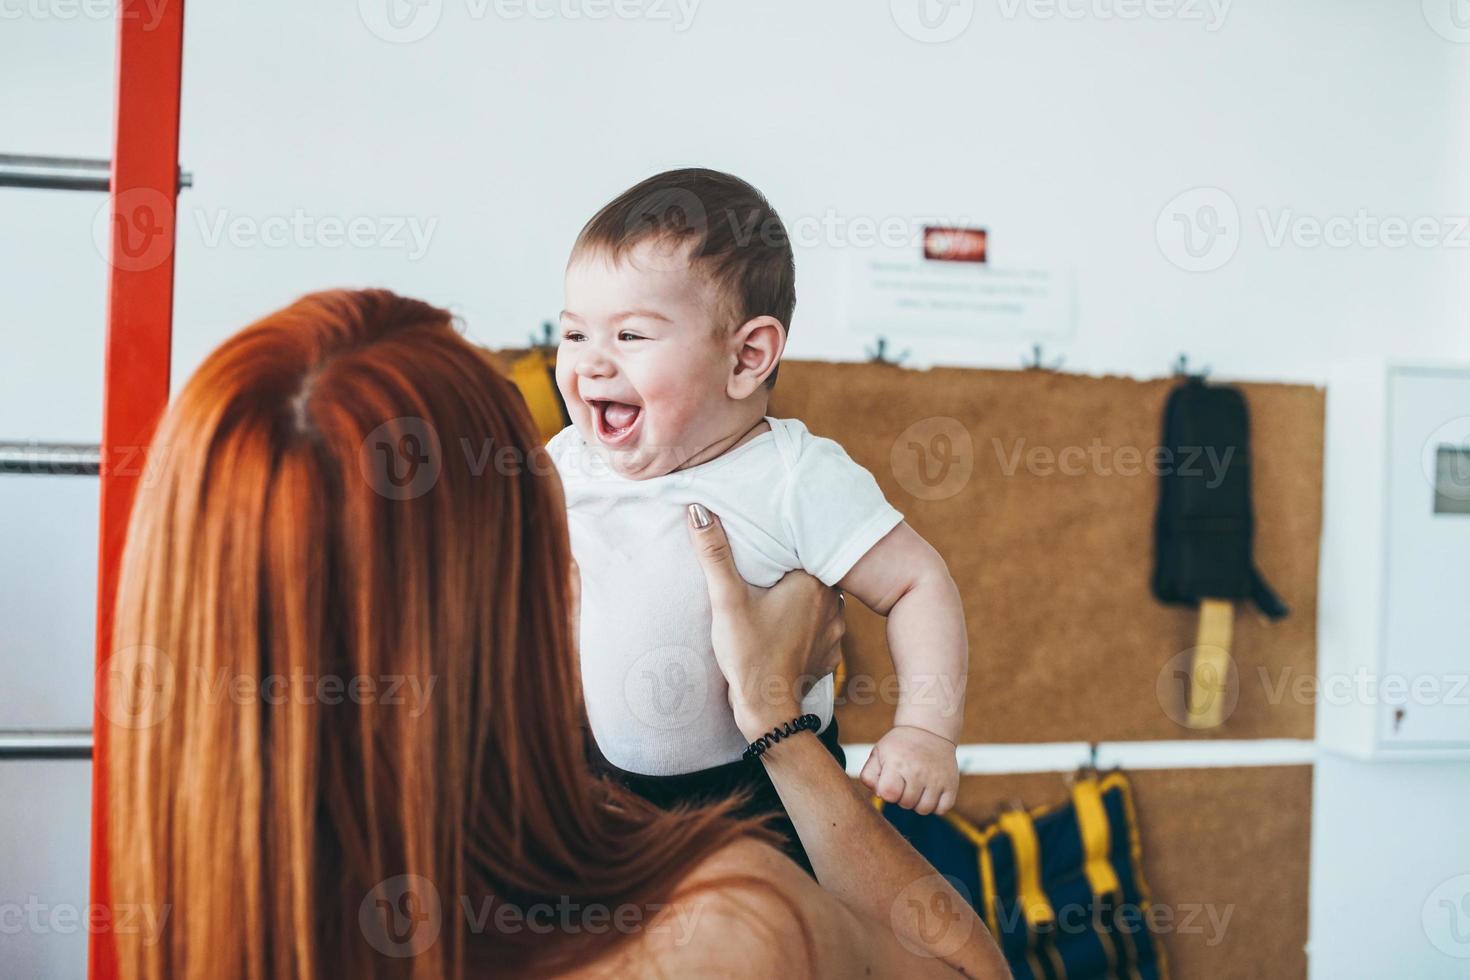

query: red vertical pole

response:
[89,2,185,978]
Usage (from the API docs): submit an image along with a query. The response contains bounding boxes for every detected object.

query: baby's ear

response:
[726,315,785,399]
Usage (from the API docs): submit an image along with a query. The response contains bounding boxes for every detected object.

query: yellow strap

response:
[507,350,568,443]
[1187,598,1235,729]
[996,809,1055,930]
[978,833,1000,936]
[1071,777,1122,900]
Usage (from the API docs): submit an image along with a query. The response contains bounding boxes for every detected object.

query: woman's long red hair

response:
[105,289,773,979]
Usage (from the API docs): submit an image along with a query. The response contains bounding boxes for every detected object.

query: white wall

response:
[1309,752,1470,979]
[3,1,1468,976]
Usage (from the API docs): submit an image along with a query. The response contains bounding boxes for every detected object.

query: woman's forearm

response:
[756,733,1010,979]
[688,507,1004,975]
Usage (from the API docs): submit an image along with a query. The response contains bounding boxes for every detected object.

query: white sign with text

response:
[844,251,1075,341]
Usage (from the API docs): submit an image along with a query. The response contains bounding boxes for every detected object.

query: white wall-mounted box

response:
[1318,363,1470,760]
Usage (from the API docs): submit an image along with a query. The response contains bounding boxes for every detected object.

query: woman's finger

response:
[821,638,842,678]
[800,586,843,680]
[686,503,745,611]
[821,619,844,667]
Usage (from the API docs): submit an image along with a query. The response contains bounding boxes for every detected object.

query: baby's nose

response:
[575,349,615,378]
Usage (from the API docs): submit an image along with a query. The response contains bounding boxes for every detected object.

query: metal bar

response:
[90,2,185,978]
[843,740,1319,777]
[0,154,109,191]
[0,730,93,761]
[0,442,102,476]
[0,153,193,192]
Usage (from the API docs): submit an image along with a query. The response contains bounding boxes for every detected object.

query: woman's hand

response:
[686,503,844,740]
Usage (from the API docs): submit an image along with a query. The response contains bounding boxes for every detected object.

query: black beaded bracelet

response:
[742,713,821,762]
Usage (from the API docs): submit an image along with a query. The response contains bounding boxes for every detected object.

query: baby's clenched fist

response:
[859,725,959,815]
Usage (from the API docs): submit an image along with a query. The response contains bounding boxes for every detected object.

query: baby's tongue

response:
[604,402,639,429]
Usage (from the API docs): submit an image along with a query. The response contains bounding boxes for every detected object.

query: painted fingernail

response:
[688,503,712,529]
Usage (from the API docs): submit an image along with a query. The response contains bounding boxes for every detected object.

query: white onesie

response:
[547,416,903,776]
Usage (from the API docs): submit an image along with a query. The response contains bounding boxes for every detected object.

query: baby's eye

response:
[618,331,645,342]
[561,331,585,342]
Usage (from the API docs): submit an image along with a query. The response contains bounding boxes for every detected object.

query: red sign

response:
[923,226,988,263]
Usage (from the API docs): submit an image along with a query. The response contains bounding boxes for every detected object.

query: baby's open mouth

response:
[589,399,642,446]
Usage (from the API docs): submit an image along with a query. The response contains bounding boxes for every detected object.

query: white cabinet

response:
[1318,363,1470,759]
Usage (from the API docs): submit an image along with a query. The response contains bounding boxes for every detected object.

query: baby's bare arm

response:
[838,522,968,741]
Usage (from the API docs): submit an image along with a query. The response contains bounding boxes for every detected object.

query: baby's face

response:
[557,241,742,480]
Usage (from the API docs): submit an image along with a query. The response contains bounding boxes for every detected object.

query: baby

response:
[546,169,968,861]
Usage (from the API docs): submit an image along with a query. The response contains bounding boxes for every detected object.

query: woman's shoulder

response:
[654,838,827,971]
[562,838,834,978]
[676,834,806,892]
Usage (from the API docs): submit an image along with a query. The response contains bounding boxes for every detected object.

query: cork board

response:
[493,350,1325,744]
[944,766,1312,980]
[765,361,1325,745]
[504,349,1318,976]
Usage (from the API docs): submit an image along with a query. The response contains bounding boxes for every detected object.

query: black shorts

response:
[587,718,846,877]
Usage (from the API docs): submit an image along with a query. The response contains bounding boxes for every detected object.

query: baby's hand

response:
[859,725,959,816]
